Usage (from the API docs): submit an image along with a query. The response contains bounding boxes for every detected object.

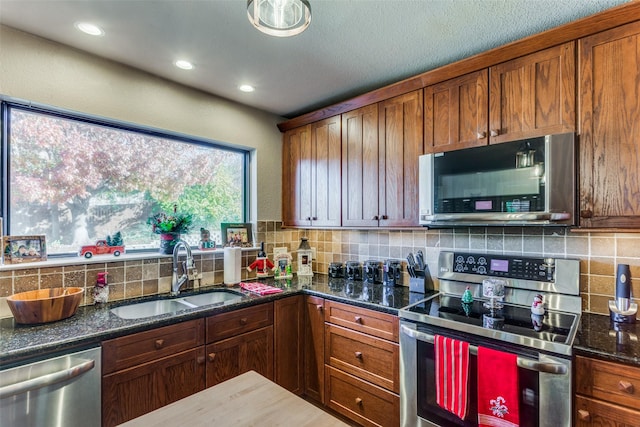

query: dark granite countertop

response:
[573,312,640,367]
[0,275,417,367]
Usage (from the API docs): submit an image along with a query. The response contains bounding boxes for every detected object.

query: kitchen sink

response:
[110,290,244,319]
[182,290,243,307]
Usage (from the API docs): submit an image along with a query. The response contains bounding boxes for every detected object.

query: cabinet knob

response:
[316,304,323,311]
[577,409,590,421]
[619,380,635,394]
[580,210,593,218]
[355,397,363,406]
[372,215,379,220]
[355,351,363,359]
[197,356,206,365]
[306,217,312,221]
[155,339,165,349]
[490,129,500,137]
[354,316,363,324]
[477,131,487,139]
[381,215,388,220]
[240,318,248,325]
[312,217,318,221]
[208,353,216,362]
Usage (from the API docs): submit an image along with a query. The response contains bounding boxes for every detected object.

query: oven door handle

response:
[400,324,567,375]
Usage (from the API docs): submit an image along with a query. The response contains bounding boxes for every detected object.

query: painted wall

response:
[0,25,283,222]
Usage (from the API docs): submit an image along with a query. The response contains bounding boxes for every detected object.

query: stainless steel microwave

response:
[418,133,576,227]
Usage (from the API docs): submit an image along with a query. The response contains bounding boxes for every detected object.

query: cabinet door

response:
[282,125,313,227]
[274,295,304,394]
[489,41,575,143]
[424,70,489,153]
[575,395,640,427]
[378,90,424,226]
[102,347,206,427]
[304,295,325,403]
[205,326,274,388]
[311,116,342,227]
[578,21,640,228]
[342,104,380,227]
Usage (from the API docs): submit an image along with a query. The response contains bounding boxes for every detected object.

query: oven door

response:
[400,320,572,427]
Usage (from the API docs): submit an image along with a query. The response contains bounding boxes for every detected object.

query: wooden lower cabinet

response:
[304,295,326,403]
[102,347,206,427]
[325,366,400,427]
[274,295,304,394]
[574,355,640,426]
[206,325,274,387]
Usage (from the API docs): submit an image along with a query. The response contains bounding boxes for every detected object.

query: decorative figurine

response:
[273,250,293,279]
[297,237,313,277]
[462,286,474,303]
[93,272,109,304]
[199,227,215,250]
[531,294,545,315]
[247,242,274,277]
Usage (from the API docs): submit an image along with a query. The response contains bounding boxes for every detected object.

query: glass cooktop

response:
[400,293,579,355]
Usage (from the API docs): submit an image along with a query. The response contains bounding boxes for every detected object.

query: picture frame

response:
[3,235,47,264]
[220,223,253,248]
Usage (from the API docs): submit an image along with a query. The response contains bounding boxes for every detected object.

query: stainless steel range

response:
[399,251,581,427]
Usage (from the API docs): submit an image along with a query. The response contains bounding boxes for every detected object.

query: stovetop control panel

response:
[451,252,554,282]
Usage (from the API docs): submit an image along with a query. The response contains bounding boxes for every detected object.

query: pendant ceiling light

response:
[247,0,311,37]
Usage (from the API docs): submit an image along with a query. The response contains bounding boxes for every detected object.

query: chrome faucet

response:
[171,240,195,296]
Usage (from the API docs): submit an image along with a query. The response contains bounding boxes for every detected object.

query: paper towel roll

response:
[224,247,242,285]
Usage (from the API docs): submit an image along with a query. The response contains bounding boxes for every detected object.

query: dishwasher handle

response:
[0,358,95,399]
[400,324,567,375]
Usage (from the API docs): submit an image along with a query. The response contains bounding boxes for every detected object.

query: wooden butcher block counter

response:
[119,370,349,427]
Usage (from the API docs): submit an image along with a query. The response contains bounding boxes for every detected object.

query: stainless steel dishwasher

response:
[1,346,101,427]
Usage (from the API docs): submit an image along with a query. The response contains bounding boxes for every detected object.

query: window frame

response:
[1,97,251,257]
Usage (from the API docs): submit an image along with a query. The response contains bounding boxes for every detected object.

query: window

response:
[2,101,248,255]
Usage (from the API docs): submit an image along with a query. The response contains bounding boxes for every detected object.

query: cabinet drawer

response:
[102,319,205,374]
[575,356,640,410]
[325,366,399,427]
[575,395,640,426]
[207,302,273,343]
[324,300,398,342]
[325,324,399,393]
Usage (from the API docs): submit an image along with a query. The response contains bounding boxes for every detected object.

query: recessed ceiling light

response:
[175,60,194,70]
[239,84,255,93]
[74,22,104,36]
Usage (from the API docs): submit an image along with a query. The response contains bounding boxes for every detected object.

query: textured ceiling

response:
[0,0,629,118]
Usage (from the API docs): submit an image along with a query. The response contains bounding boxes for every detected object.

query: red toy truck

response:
[80,240,125,258]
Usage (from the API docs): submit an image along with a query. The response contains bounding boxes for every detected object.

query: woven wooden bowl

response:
[7,287,84,324]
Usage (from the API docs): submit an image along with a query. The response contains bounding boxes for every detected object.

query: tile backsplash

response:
[1,222,639,318]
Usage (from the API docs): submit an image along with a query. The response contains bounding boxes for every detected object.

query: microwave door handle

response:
[0,358,95,399]
[400,324,567,375]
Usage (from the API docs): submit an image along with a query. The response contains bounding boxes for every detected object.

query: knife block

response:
[409,274,427,294]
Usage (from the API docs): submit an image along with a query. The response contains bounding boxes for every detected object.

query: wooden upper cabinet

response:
[378,90,424,226]
[489,41,576,143]
[310,116,342,227]
[282,125,312,227]
[578,21,640,228]
[342,104,380,227]
[424,70,489,153]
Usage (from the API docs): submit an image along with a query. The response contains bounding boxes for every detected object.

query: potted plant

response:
[147,204,193,254]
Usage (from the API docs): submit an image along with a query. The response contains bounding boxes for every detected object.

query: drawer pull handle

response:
[208,353,216,362]
[197,356,206,365]
[316,304,323,311]
[354,316,363,324]
[355,351,363,359]
[490,129,500,137]
[355,397,363,406]
[577,409,590,421]
[619,380,635,394]
[477,131,487,139]
[240,318,248,325]
[155,339,165,349]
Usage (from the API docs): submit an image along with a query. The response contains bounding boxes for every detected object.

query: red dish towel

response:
[435,335,470,420]
[477,346,520,427]
[239,282,283,296]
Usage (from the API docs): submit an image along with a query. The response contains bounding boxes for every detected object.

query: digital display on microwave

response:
[491,259,509,272]
[475,200,492,210]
